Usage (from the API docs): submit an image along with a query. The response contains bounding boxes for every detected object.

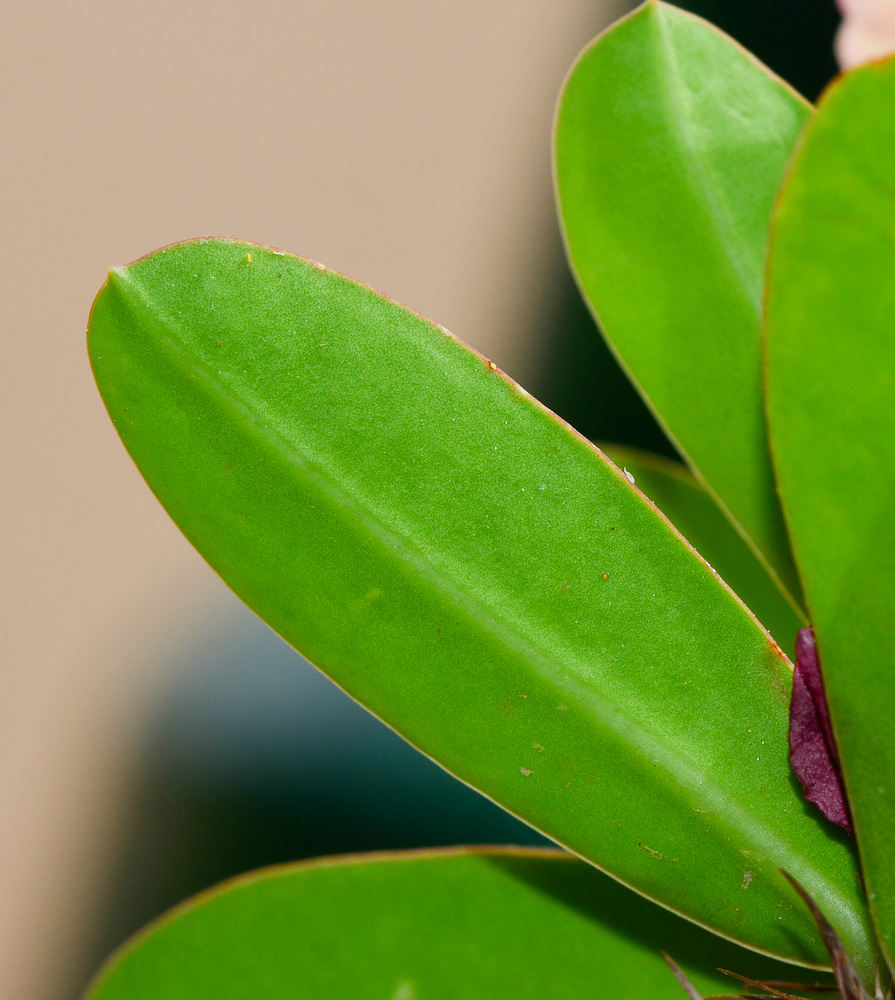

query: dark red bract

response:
[788,627,853,833]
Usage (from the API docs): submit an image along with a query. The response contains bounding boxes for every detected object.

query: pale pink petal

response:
[835,0,895,68]
[837,0,894,19]
[836,17,895,68]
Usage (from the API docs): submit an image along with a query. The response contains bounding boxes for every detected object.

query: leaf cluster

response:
[82,3,895,996]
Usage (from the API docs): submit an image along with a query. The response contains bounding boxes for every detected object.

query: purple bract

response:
[788,627,853,833]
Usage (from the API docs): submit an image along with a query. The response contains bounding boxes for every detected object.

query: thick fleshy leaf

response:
[554,0,809,611]
[764,54,895,974]
[88,238,872,970]
[85,848,832,1000]
[600,446,801,644]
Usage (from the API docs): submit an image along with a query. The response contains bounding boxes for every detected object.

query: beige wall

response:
[0,1,623,996]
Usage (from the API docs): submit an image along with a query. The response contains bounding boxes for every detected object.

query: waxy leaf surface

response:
[88,238,871,969]
[601,446,801,644]
[555,0,809,610]
[86,848,832,1000]
[765,54,895,974]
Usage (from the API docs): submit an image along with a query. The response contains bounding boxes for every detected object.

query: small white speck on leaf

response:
[742,871,753,889]
[623,467,636,484]
[520,768,533,776]
[533,743,545,752]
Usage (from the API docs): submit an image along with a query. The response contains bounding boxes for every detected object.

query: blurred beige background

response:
[0,1,622,996]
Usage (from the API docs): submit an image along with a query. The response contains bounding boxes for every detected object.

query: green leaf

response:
[600,446,801,644]
[554,0,810,613]
[88,238,871,971]
[764,55,895,974]
[86,848,833,999]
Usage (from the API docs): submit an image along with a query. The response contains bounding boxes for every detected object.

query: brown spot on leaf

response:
[638,842,665,860]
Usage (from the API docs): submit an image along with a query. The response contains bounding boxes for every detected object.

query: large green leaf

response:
[86,848,832,999]
[554,0,809,612]
[88,238,871,971]
[600,446,801,644]
[765,55,895,974]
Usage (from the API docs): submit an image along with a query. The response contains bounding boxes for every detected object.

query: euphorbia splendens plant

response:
[82,3,895,998]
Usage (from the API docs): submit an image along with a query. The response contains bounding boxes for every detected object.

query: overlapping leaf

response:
[85,848,833,1000]
[600,446,801,643]
[765,53,895,975]
[88,238,871,969]
[554,0,809,611]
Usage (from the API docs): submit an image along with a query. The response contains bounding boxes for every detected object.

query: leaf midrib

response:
[654,6,762,311]
[108,263,854,939]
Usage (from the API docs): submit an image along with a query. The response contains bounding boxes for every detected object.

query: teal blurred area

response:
[95,599,549,959]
